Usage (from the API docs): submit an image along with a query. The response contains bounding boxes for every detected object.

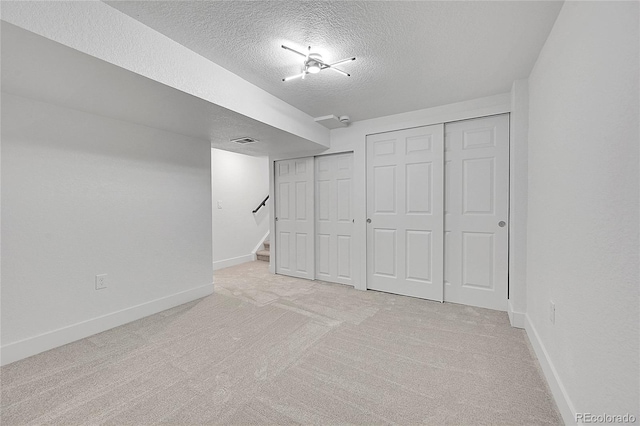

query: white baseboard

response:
[251,231,270,255]
[0,283,213,366]
[213,253,255,271]
[525,315,577,426]
[507,300,526,328]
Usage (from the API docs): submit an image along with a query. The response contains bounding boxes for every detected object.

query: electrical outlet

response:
[549,301,555,324]
[96,274,107,290]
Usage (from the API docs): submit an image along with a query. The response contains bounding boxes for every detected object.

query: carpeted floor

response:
[1,261,562,425]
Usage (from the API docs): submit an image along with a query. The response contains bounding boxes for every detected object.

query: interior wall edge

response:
[508,78,529,317]
[507,300,525,329]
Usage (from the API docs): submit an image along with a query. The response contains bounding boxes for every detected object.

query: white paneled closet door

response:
[366,124,445,301]
[444,114,509,311]
[315,153,354,285]
[274,157,314,279]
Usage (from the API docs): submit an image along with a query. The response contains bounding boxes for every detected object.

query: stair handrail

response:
[252,195,269,214]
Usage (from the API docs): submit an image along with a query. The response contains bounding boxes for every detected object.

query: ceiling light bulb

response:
[307,62,321,74]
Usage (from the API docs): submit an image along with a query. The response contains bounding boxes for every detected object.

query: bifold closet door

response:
[274,157,314,279]
[444,114,509,311]
[315,153,354,285]
[366,124,444,301]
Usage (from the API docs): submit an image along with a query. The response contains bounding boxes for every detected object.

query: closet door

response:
[366,124,445,301]
[274,157,314,279]
[444,114,509,311]
[315,153,354,285]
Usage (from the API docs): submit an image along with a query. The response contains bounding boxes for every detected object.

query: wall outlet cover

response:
[96,274,107,290]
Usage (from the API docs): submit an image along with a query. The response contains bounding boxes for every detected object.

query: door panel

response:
[408,163,432,213]
[314,153,354,285]
[374,229,396,277]
[444,114,509,311]
[463,157,494,214]
[374,165,396,213]
[337,236,351,279]
[366,124,444,301]
[275,157,314,279]
[278,232,290,270]
[406,230,432,282]
[337,179,351,220]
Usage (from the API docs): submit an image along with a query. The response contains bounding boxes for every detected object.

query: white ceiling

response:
[105,1,563,123]
[1,22,327,157]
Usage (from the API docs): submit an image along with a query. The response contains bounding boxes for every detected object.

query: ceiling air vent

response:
[231,137,258,144]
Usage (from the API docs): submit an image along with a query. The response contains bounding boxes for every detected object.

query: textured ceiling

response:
[105,1,563,123]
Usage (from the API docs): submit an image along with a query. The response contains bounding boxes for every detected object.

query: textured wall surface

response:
[527,1,639,418]
[1,93,213,346]
[211,149,270,267]
[106,1,562,123]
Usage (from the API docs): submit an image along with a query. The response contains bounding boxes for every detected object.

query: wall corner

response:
[508,78,530,317]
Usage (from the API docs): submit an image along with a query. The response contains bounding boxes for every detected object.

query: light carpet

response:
[1,261,561,425]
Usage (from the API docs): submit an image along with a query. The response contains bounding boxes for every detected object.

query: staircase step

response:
[263,241,270,250]
[256,250,270,262]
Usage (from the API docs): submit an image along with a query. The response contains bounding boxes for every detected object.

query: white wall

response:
[526,1,639,422]
[0,1,329,147]
[1,93,213,364]
[211,149,269,270]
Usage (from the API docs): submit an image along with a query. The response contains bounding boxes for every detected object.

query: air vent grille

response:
[231,137,258,144]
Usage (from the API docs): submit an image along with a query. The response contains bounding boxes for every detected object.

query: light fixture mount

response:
[305,53,322,74]
[282,45,355,82]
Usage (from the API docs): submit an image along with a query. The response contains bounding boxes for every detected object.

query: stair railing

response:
[252,195,269,214]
